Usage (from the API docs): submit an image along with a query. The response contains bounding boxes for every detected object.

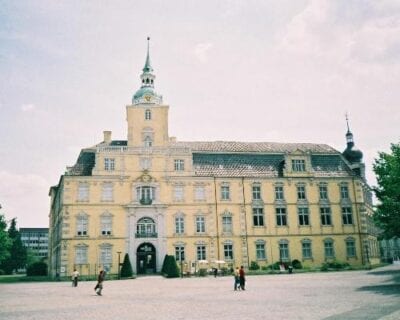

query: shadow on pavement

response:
[357,267,400,296]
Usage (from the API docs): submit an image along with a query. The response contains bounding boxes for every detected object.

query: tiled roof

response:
[172,141,337,153]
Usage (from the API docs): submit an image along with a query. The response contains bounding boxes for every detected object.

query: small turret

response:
[342,115,363,164]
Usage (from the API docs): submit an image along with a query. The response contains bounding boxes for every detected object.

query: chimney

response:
[103,131,112,144]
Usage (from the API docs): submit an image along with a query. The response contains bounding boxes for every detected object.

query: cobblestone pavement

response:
[1,265,399,320]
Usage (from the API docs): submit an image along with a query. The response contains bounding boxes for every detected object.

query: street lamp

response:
[117,251,122,279]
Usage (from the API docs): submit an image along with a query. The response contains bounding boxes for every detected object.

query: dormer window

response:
[292,159,306,172]
[145,109,151,120]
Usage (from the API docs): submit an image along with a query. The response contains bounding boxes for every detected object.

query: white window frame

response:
[195,216,205,233]
[292,159,306,172]
[101,182,113,202]
[104,158,115,171]
[75,245,88,264]
[77,182,89,202]
[174,159,185,171]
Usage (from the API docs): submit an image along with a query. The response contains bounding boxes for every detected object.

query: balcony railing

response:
[135,232,158,238]
[140,198,153,205]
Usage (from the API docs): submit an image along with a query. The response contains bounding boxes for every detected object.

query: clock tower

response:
[127,37,169,147]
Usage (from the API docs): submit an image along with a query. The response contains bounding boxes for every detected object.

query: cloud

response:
[278,0,400,68]
[21,104,35,112]
[194,42,213,63]
[0,171,50,227]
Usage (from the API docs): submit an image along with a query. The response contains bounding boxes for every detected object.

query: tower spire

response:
[345,112,354,146]
[132,37,163,105]
[143,36,153,73]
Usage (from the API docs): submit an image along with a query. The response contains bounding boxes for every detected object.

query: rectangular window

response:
[324,241,335,258]
[279,243,289,261]
[276,207,287,226]
[175,246,185,262]
[196,216,205,233]
[319,185,328,200]
[224,244,233,260]
[174,159,185,171]
[76,216,88,236]
[137,186,155,202]
[275,186,284,200]
[75,246,87,264]
[196,245,206,260]
[256,243,266,260]
[104,158,115,171]
[100,246,112,266]
[302,242,312,259]
[298,207,309,226]
[222,216,232,233]
[100,216,112,235]
[174,186,184,201]
[252,207,264,226]
[194,186,206,201]
[340,185,349,199]
[77,183,89,202]
[101,183,113,201]
[175,216,184,234]
[320,207,332,226]
[297,185,306,200]
[252,185,261,200]
[292,159,306,172]
[346,240,356,257]
[221,185,230,200]
[342,207,353,225]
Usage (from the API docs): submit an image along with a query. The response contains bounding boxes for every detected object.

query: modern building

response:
[20,228,49,260]
[48,39,380,278]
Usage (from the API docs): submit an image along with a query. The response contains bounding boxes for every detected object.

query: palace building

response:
[48,40,380,277]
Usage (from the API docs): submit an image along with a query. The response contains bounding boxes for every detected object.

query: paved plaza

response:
[0,265,399,320]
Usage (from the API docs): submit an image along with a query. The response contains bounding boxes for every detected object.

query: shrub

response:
[162,255,180,278]
[26,262,47,276]
[321,260,350,271]
[120,253,133,278]
[198,268,207,277]
[249,261,260,270]
[292,259,303,269]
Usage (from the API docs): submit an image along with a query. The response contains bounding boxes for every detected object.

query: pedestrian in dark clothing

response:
[94,270,105,295]
[234,267,240,290]
[239,265,246,290]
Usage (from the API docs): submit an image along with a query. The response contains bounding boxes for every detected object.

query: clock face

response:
[144,95,152,102]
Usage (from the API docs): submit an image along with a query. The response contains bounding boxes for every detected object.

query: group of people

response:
[233,266,245,291]
[71,265,245,294]
[71,268,106,296]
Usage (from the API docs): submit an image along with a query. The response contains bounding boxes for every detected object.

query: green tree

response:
[120,253,133,278]
[0,214,11,266]
[1,218,27,274]
[373,143,400,238]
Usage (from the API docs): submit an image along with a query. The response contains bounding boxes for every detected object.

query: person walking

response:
[234,267,240,291]
[94,270,105,296]
[239,265,246,290]
[71,269,79,287]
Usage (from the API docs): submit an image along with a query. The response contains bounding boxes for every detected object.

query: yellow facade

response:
[48,42,380,277]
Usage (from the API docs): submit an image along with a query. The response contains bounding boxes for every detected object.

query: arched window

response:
[145,109,151,120]
[136,217,157,237]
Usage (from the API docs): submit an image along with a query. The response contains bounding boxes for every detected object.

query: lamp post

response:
[117,251,122,279]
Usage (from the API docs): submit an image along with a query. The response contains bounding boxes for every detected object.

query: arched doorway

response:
[137,242,157,274]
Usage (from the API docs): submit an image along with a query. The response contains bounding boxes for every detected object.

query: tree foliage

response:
[26,261,48,276]
[0,218,27,274]
[120,253,133,278]
[373,143,400,238]
[0,214,11,265]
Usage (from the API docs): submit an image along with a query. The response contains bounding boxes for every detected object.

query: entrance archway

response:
[136,242,157,274]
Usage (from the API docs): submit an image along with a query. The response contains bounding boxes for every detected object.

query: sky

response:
[0,0,399,228]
